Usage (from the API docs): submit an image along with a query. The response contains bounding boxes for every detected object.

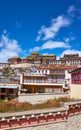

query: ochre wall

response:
[70,84,81,99]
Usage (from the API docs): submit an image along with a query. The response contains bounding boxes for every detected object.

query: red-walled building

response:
[71,68,81,84]
[70,67,81,99]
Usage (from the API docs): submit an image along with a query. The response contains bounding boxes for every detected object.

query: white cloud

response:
[41,40,70,49]
[3,29,7,34]
[67,5,76,13]
[36,16,71,41]
[64,38,70,43]
[0,32,22,62]
[61,49,81,57]
[29,47,40,53]
[67,5,81,19]
[36,35,41,42]
[29,40,70,53]
[63,37,76,43]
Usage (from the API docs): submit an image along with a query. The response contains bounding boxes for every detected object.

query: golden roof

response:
[32,52,39,55]
[27,56,33,60]
[43,54,55,57]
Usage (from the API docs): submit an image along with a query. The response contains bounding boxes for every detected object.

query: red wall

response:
[71,73,81,84]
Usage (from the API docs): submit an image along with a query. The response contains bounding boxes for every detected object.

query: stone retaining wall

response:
[18,93,70,104]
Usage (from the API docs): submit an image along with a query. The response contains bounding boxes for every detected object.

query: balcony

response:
[23,82,63,86]
[50,72,65,76]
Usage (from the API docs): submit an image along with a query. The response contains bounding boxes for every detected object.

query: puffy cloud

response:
[36,16,71,41]
[0,32,22,62]
[41,40,70,49]
[29,40,70,53]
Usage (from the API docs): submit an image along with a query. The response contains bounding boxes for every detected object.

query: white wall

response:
[65,70,71,80]
[20,74,23,84]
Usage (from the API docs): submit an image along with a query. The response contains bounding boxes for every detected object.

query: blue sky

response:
[0,0,81,62]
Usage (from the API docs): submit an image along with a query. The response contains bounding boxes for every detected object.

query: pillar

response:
[44,87,46,93]
[31,87,34,93]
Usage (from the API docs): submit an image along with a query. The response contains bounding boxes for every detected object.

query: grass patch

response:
[0,97,74,112]
[33,97,74,109]
[0,100,32,112]
[0,99,4,103]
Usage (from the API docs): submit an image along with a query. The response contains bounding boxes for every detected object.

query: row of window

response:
[72,80,81,84]
[24,78,64,84]
[24,79,45,83]
[50,70,64,73]
[37,70,48,74]
[49,60,81,65]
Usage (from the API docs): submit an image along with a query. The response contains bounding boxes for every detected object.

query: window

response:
[24,78,33,83]
[54,88,61,93]
[46,88,52,93]
[42,70,44,73]
[45,70,47,74]
[9,89,13,94]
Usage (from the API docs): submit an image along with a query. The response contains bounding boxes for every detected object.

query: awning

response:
[0,86,18,89]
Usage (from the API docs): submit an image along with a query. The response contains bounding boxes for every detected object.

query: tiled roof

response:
[38,64,78,70]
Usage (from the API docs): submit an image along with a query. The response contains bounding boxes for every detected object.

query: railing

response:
[50,72,64,75]
[0,112,67,129]
[23,82,63,85]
